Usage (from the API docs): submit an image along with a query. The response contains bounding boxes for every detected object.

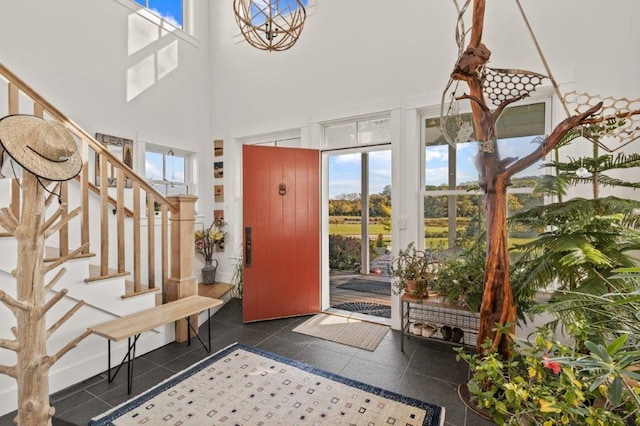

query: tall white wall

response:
[210,0,640,131]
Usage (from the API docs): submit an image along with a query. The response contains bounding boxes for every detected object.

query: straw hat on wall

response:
[0,115,82,181]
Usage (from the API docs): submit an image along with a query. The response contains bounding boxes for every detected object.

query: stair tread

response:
[198,282,234,300]
[122,280,159,299]
[44,246,95,263]
[85,264,130,283]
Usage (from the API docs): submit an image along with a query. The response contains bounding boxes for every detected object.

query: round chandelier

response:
[233,0,307,52]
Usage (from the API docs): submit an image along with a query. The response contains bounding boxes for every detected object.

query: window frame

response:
[134,0,184,28]
[145,147,190,197]
[420,97,552,251]
[114,0,198,46]
[323,114,392,150]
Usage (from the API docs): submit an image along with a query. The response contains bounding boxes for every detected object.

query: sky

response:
[328,151,391,199]
[328,136,543,198]
[146,152,185,182]
[140,0,308,28]
[425,136,543,187]
[138,0,183,27]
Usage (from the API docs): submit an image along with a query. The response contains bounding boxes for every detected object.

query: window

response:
[422,102,547,250]
[135,0,183,28]
[145,149,188,196]
[324,117,391,149]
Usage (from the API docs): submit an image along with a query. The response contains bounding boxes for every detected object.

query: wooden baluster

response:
[161,204,168,302]
[8,82,20,219]
[133,182,141,294]
[147,193,156,289]
[59,182,69,257]
[80,140,90,255]
[100,153,109,276]
[116,169,125,274]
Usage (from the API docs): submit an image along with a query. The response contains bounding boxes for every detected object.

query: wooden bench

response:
[89,295,223,393]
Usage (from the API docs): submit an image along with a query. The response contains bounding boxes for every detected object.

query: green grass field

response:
[329,218,534,249]
[328,223,389,236]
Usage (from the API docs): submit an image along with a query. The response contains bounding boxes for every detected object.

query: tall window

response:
[422,102,547,250]
[145,149,188,196]
[135,0,183,28]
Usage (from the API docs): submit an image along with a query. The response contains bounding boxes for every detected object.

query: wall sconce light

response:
[233,0,307,52]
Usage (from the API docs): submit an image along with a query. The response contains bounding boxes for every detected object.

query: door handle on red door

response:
[245,227,252,267]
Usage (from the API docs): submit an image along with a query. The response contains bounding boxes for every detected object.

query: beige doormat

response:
[292,312,390,351]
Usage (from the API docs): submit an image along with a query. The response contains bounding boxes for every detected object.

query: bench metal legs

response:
[107,334,140,394]
[185,308,212,352]
[106,308,212,395]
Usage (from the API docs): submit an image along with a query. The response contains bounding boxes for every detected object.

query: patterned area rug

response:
[292,313,390,351]
[90,343,445,426]
[333,301,392,319]
[336,277,391,295]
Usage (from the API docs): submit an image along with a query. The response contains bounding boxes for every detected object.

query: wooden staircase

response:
[0,61,186,299]
[0,61,213,416]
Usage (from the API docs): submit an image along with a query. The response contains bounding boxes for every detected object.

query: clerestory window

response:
[134,0,183,28]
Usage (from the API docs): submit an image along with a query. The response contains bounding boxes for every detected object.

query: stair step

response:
[121,280,159,299]
[44,246,95,263]
[85,264,130,283]
[198,282,234,300]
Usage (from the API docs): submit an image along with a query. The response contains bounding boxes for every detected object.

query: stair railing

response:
[0,62,197,305]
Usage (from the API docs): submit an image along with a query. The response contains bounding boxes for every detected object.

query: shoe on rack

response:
[441,325,452,341]
[451,327,464,343]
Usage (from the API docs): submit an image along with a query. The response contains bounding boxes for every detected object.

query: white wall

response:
[210,0,639,132]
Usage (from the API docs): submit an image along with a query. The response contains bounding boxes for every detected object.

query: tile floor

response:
[0,299,495,425]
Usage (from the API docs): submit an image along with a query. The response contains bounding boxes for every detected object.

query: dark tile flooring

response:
[0,299,495,425]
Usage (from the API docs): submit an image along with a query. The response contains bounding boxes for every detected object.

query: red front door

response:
[242,145,320,322]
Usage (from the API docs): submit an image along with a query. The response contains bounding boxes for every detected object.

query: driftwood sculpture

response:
[444,0,640,356]
[0,115,89,426]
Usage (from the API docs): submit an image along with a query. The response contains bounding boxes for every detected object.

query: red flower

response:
[542,354,561,375]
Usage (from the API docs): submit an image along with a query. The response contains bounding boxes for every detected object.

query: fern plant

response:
[510,123,640,317]
[510,196,640,315]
